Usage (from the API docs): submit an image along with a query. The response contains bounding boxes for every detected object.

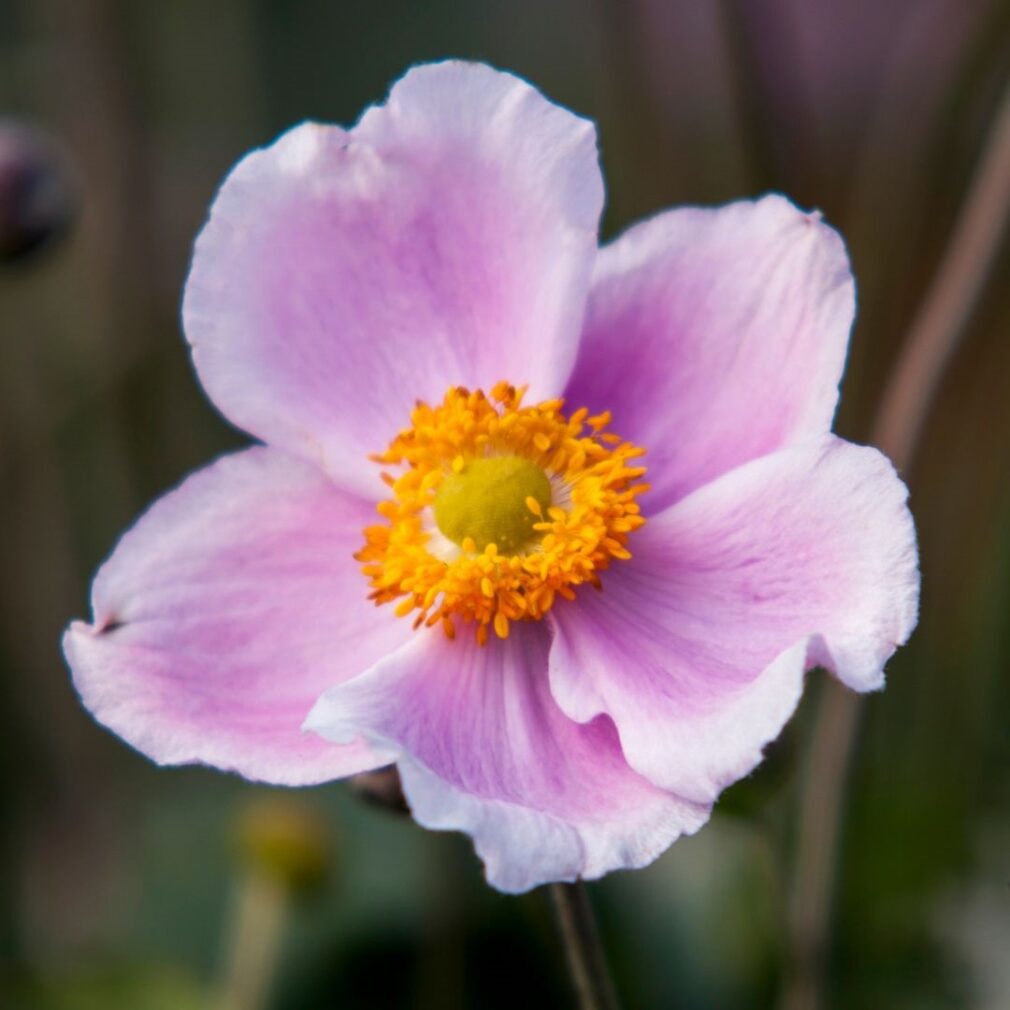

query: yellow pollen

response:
[356,382,648,644]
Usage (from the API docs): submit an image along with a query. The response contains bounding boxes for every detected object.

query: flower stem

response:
[783,77,1010,1010]
[219,869,288,1010]
[549,882,622,1010]
[871,81,1010,469]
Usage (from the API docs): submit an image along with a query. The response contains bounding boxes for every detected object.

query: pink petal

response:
[63,447,411,785]
[184,61,603,497]
[548,436,919,804]
[304,622,708,893]
[565,195,855,512]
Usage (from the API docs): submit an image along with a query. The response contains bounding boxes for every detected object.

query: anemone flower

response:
[63,61,919,893]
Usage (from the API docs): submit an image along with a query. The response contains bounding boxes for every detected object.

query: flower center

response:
[357,381,648,644]
[433,455,553,553]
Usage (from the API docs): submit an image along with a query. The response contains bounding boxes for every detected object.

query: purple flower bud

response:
[0,120,76,264]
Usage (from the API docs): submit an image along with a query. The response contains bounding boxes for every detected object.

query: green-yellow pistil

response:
[433,455,553,553]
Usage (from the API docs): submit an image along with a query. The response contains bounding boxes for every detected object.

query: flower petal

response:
[565,195,855,511]
[305,622,708,893]
[548,436,919,803]
[63,447,411,785]
[184,61,604,497]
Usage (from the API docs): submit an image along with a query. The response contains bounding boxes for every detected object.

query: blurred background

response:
[1,1,1008,1008]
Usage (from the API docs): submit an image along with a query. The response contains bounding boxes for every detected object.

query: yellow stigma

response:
[433,455,552,553]
[357,381,649,644]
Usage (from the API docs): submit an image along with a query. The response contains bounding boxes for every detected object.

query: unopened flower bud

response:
[235,795,329,894]
[0,119,76,263]
[349,765,409,815]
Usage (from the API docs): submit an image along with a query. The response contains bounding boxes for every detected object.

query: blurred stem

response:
[872,82,1010,467]
[783,78,1010,1010]
[219,869,289,1010]
[717,0,820,201]
[549,882,621,1010]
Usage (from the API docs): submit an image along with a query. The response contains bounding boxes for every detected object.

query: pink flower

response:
[63,61,919,893]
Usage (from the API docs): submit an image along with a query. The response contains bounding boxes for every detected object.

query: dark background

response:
[1,2,1008,1008]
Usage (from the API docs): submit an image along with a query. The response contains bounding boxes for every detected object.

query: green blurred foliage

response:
[5,965,211,1010]
[1,1,1009,1008]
